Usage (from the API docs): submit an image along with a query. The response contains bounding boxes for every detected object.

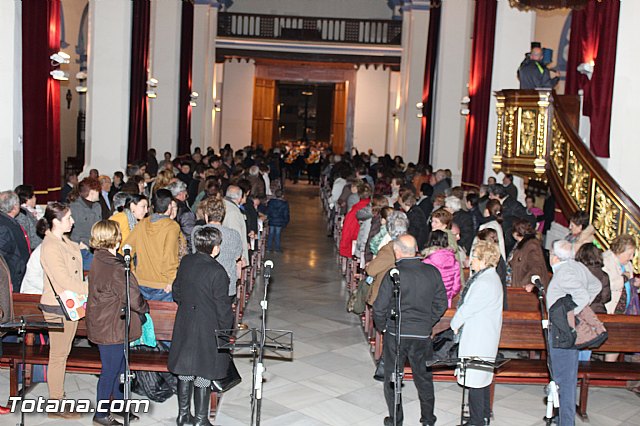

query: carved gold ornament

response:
[592,183,620,243]
[519,109,537,156]
[566,149,589,211]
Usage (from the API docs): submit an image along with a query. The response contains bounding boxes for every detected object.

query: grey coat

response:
[69,198,102,246]
[451,268,503,388]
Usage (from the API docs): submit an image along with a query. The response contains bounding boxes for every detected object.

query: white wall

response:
[608,0,640,204]
[397,3,430,163]
[148,0,182,156]
[212,62,224,150]
[0,0,22,190]
[431,0,473,185]
[386,71,401,156]
[353,66,390,155]
[191,3,218,152]
[228,0,392,19]
[484,0,534,201]
[84,0,131,175]
[219,59,255,151]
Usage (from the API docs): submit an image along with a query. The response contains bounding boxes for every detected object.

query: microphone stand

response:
[533,281,558,425]
[390,272,402,426]
[121,251,134,426]
[0,316,63,426]
[251,261,272,426]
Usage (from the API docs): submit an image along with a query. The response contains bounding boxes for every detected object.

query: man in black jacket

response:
[373,234,448,426]
[399,192,428,251]
[0,191,30,292]
[490,184,535,254]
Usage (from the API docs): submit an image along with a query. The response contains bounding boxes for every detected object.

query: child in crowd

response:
[266,190,290,252]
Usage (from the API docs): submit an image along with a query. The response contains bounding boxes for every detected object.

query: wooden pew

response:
[4,253,261,420]
[425,310,640,418]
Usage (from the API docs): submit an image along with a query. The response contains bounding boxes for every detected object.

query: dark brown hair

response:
[36,202,70,235]
[485,199,503,224]
[575,243,604,268]
[512,218,536,238]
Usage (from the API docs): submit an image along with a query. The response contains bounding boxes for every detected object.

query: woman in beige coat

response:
[38,202,88,419]
[603,234,638,362]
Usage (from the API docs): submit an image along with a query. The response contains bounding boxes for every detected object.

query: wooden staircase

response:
[492,89,640,270]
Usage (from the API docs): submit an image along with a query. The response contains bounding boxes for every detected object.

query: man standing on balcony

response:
[518,43,558,90]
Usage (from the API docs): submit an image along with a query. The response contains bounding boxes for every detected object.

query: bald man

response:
[373,234,448,426]
[518,46,558,90]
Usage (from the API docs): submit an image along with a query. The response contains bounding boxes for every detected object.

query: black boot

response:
[176,379,195,426]
[193,386,213,426]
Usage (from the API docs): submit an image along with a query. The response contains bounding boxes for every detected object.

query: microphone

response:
[389,268,400,285]
[264,260,274,278]
[123,244,132,265]
[531,275,543,290]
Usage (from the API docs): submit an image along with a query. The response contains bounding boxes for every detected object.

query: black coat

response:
[168,253,233,380]
[0,212,30,292]
[501,196,535,254]
[373,257,448,338]
[406,206,428,250]
[453,210,474,255]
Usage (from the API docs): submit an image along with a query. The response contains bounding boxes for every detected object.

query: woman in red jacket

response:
[339,183,371,258]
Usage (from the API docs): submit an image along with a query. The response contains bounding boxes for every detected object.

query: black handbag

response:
[211,356,242,392]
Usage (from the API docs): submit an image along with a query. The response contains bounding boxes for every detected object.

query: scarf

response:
[125,209,137,231]
[457,267,491,309]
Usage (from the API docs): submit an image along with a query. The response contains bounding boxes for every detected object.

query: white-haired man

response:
[547,239,601,426]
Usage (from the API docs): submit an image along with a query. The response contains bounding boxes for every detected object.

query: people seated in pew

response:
[86,220,149,426]
[37,202,87,419]
[168,227,234,426]
[451,240,504,426]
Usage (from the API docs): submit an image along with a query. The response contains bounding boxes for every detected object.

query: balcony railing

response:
[492,89,640,271]
[217,12,402,46]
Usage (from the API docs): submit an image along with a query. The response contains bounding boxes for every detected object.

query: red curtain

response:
[177,0,194,156]
[418,1,442,166]
[127,0,151,164]
[461,0,497,187]
[22,0,62,202]
[565,0,620,158]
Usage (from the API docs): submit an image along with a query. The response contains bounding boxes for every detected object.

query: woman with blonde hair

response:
[451,240,503,426]
[37,202,88,419]
[86,220,148,425]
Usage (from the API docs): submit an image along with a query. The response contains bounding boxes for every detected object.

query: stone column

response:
[84,0,132,175]
[431,0,473,186]
[219,59,256,152]
[191,0,220,152]
[0,0,22,190]
[397,0,430,162]
[148,0,182,156]
[485,0,534,201]
[353,66,391,155]
[608,0,640,202]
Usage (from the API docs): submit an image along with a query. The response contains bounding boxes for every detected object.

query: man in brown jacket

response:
[126,189,184,301]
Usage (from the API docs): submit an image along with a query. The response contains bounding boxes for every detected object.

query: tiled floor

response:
[0,182,638,425]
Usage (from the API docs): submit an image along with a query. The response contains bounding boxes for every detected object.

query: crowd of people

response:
[0,141,638,425]
[0,144,292,425]
[321,150,639,426]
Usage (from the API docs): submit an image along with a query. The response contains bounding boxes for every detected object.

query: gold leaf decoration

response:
[566,149,589,211]
[592,183,620,243]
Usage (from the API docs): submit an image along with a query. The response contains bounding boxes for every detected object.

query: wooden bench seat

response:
[367,296,640,419]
